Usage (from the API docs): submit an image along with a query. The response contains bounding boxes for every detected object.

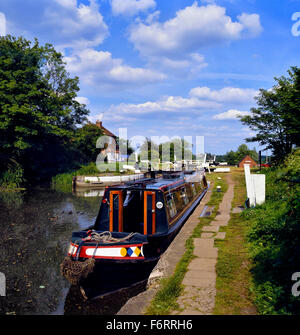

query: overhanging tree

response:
[239,66,300,161]
[0,35,89,184]
[74,123,104,164]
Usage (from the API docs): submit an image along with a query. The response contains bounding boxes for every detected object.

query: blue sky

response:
[1,0,300,154]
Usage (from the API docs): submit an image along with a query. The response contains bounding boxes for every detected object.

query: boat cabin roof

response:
[107,172,190,192]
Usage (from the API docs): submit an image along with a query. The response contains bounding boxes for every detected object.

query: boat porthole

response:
[156,201,163,209]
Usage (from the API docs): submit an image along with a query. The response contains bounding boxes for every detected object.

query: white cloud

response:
[2,0,108,50]
[189,86,258,104]
[129,3,262,59]
[75,96,90,105]
[44,0,108,50]
[65,48,166,89]
[145,10,160,24]
[111,0,156,16]
[213,109,251,120]
[0,12,6,36]
[106,94,221,119]
[103,85,257,123]
[237,13,263,37]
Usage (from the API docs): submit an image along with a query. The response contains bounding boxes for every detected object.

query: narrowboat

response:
[61,170,208,298]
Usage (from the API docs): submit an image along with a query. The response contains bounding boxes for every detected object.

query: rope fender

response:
[60,231,138,285]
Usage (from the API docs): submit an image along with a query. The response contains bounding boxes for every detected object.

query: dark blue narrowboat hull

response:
[78,187,208,298]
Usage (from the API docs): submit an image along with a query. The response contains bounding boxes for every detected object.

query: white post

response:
[244,164,255,207]
[252,174,266,205]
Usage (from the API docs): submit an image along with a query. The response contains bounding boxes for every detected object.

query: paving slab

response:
[194,247,218,259]
[232,207,245,214]
[184,270,216,281]
[214,213,231,221]
[215,232,226,240]
[202,225,219,232]
[182,276,216,288]
[201,233,214,238]
[210,220,228,227]
[188,258,216,271]
[218,205,232,212]
[193,238,215,249]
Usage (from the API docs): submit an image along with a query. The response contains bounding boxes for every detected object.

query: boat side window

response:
[191,183,197,196]
[173,190,184,212]
[202,176,208,188]
[180,187,189,205]
[194,182,201,193]
[166,193,177,218]
[185,184,193,201]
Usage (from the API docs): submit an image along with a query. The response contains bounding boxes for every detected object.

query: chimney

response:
[96,120,102,128]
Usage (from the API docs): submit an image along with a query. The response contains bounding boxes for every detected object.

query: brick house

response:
[238,155,258,168]
[95,120,119,162]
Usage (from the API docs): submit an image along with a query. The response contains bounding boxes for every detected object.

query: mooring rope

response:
[84,230,138,244]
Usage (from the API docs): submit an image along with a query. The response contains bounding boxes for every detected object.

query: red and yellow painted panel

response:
[68,243,144,260]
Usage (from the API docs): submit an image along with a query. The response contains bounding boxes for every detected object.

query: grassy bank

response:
[214,150,300,315]
[214,169,257,315]
[144,173,228,315]
[51,162,99,192]
[0,163,25,191]
[243,149,300,315]
[51,162,127,191]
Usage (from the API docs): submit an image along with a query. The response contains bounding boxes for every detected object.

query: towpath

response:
[118,174,235,315]
[173,173,235,315]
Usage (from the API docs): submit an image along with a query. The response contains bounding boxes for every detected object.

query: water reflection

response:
[0,188,103,315]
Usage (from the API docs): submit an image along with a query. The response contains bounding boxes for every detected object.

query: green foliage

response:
[239,66,300,162]
[51,162,101,192]
[0,160,24,189]
[0,35,89,185]
[223,144,258,165]
[138,138,194,164]
[76,162,101,175]
[50,171,74,192]
[243,148,300,314]
[139,138,159,162]
[159,138,193,162]
[73,123,103,163]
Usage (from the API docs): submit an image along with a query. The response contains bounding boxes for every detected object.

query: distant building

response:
[95,120,119,162]
[238,155,258,168]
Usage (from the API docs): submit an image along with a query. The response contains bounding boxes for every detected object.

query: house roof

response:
[238,155,258,165]
[95,121,116,138]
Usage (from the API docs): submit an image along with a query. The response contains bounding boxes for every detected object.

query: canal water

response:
[0,187,147,315]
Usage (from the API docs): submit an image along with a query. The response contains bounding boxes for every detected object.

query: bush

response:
[243,148,300,314]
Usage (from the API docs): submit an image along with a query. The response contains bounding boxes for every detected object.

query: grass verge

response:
[213,168,257,315]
